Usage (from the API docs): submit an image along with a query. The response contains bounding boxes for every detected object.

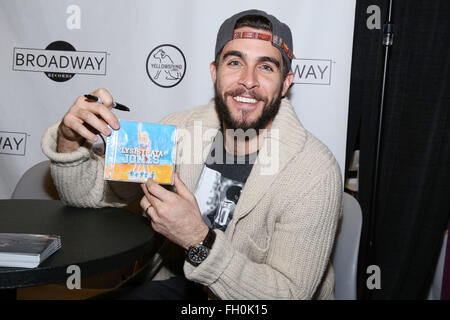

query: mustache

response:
[224,89,268,104]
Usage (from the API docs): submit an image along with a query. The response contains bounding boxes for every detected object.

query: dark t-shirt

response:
[194,133,256,231]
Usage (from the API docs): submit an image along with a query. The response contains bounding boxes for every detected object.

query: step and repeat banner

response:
[0,0,356,199]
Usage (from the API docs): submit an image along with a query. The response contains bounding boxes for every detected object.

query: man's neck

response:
[222,121,272,156]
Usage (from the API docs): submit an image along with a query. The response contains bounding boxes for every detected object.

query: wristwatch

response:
[186,228,216,266]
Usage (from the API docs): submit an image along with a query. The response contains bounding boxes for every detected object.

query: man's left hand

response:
[140,172,209,250]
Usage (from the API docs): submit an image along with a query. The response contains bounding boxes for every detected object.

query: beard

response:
[214,84,283,132]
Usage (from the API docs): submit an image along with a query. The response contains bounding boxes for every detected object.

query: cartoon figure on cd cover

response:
[104,120,176,184]
[129,122,153,180]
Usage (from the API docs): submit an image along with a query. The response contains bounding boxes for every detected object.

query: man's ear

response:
[281,71,294,97]
[210,61,217,84]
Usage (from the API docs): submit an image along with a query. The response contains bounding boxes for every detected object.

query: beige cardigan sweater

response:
[41,98,342,299]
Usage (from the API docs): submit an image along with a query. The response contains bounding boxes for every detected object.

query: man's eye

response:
[261,64,274,72]
[228,60,240,66]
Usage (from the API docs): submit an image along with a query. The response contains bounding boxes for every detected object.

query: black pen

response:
[84,94,130,112]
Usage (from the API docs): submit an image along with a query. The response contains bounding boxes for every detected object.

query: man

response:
[41,9,342,299]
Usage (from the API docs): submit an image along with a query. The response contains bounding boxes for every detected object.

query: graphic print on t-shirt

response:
[194,130,256,232]
[195,166,244,231]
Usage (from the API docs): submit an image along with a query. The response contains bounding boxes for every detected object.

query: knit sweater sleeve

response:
[183,156,342,299]
[40,122,142,208]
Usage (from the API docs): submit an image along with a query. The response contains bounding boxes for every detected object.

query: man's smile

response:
[233,95,258,104]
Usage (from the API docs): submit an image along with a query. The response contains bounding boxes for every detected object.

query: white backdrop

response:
[0,0,356,199]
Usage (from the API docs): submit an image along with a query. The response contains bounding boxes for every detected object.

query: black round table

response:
[0,199,155,289]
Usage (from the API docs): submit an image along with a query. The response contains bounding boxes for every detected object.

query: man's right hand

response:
[57,88,120,153]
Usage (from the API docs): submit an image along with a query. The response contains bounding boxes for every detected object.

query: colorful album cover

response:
[104,120,177,184]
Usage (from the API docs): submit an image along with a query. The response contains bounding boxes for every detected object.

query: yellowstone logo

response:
[146,44,186,88]
[12,41,107,82]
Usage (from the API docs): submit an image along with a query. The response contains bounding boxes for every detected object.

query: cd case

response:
[0,233,61,268]
[104,120,177,184]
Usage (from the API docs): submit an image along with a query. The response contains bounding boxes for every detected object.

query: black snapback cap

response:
[215,9,294,70]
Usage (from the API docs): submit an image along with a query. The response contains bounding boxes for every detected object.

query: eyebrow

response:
[222,50,281,69]
[222,50,244,61]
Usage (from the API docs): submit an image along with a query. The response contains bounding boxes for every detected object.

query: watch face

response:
[188,245,209,264]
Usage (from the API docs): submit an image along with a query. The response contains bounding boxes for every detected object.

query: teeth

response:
[234,96,257,104]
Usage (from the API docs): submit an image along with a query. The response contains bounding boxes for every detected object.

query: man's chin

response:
[228,114,260,131]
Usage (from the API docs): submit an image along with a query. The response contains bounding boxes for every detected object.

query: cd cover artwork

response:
[104,120,177,184]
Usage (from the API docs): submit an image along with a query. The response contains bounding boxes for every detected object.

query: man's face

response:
[211,26,293,131]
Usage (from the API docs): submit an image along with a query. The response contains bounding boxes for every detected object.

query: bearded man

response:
[41,9,342,300]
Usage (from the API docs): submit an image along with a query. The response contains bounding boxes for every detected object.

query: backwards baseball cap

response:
[215,9,294,71]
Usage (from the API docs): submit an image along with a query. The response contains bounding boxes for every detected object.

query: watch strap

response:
[202,228,216,249]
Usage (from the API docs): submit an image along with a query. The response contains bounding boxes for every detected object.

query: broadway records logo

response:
[146,44,186,88]
[12,41,107,82]
[292,58,333,85]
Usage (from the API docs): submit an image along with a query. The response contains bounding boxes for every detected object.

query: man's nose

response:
[238,67,259,89]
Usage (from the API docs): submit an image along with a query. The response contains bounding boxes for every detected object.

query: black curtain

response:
[346,0,450,299]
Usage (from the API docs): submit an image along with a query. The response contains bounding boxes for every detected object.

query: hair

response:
[215,15,289,78]
[235,14,272,32]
